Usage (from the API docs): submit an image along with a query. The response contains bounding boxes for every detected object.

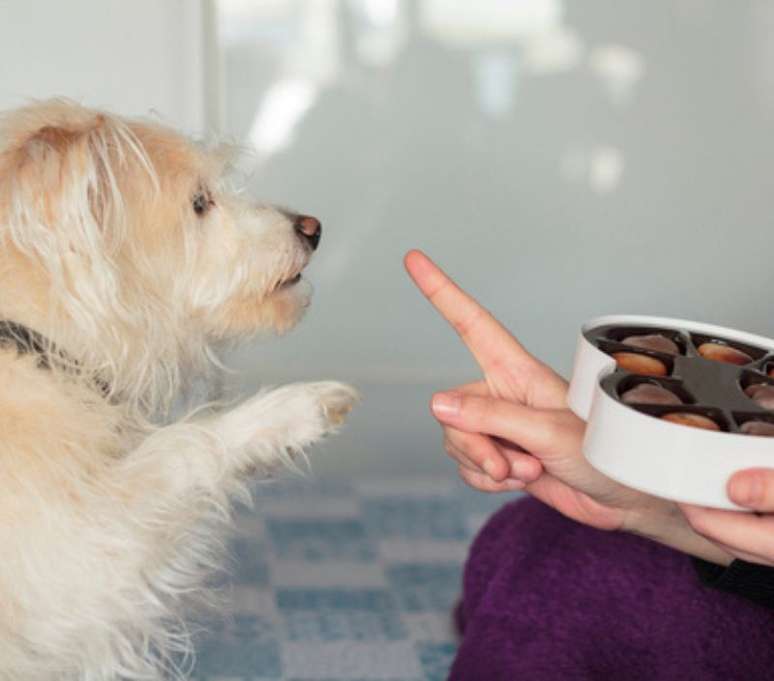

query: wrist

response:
[623,501,733,566]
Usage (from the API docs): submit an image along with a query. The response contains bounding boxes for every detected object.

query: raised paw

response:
[212,381,359,460]
[306,381,359,430]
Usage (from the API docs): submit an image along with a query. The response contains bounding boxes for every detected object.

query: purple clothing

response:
[452,497,774,680]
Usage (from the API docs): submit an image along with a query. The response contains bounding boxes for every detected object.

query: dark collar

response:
[0,320,54,368]
[0,320,110,395]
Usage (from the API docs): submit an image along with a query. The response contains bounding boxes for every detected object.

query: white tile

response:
[268,559,387,589]
[378,539,470,563]
[282,641,422,678]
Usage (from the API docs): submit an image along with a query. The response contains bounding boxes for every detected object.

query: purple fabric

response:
[451,497,774,680]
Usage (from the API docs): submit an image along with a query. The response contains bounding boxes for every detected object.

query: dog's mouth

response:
[282,273,302,288]
[273,272,303,292]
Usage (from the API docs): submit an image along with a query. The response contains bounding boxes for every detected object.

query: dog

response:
[0,99,357,680]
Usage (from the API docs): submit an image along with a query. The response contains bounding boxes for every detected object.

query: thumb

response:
[431,391,567,455]
[728,469,774,511]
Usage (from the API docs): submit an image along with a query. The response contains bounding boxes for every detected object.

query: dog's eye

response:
[192,191,213,216]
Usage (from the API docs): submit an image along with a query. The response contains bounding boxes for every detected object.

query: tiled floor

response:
[189,477,504,681]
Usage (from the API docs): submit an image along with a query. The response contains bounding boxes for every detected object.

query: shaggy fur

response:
[0,100,357,680]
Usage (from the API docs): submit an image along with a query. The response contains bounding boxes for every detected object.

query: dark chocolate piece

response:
[697,342,752,366]
[744,384,774,411]
[660,412,720,431]
[740,420,774,437]
[621,383,682,406]
[621,333,679,355]
[612,352,668,376]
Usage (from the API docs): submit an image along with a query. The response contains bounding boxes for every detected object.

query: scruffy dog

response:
[0,100,357,680]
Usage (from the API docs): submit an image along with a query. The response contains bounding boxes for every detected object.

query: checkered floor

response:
[188,477,504,681]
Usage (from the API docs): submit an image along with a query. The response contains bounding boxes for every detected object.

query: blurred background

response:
[2,0,774,478]
[4,3,774,678]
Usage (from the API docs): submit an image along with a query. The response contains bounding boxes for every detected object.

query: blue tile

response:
[277,588,406,642]
[417,641,457,681]
[386,563,463,612]
[230,537,271,586]
[277,588,397,612]
[191,479,486,680]
[192,615,281,679]
[267,518,375,561]
[284,610,406,641]
[362,497,468,540]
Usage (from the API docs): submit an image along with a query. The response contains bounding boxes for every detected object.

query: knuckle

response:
[532,415,557,443]
[445,428,467,448]
[541,411,568,441]
[443,439,458,460]
[458,465,485,491]
[761,474,774,510]
[457,465,473,482]
[684,512,710,538]
[451,305,483,338]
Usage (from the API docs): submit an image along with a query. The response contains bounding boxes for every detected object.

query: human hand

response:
[404,249,733,563]
[403,248,565,483]
[680,470,774,566]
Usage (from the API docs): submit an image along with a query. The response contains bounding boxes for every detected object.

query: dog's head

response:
[0,100,320,406]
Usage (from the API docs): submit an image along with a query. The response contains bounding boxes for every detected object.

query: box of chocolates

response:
[567,315,774,509]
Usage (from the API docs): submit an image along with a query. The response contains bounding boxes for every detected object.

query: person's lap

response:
[452,497,774,680]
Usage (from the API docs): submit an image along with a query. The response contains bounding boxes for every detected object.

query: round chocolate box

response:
[567,315,774,510]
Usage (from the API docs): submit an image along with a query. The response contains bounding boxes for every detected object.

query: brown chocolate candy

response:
[744,383,774,411]
[697,342,752,366]
[621,333,679,356]
[739,421,774,437]
[621,383,682,406]
[660,412,721,431]
[740,420,774,437]
[612,352,668,376]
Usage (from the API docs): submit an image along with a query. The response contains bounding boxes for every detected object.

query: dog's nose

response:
[294,215,322,251]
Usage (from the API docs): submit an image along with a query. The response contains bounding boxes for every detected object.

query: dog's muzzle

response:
[294,215,321,251]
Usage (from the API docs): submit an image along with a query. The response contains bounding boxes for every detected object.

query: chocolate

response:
[621,383,682,406]
[697,342,752,366]
[744,383,774,411]
[621,333,679,355]
[740,420,774,437]
[612,352,668,377]
[590,323,774,435]
[660,412,721,431]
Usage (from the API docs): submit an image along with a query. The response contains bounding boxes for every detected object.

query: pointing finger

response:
[405,250,531,392]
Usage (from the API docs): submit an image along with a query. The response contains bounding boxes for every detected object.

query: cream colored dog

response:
[0,100,357,680]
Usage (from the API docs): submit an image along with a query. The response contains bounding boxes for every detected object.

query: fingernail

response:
[729,472,763,506]
[432,392,461,418]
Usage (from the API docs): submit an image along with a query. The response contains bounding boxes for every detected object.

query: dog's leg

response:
[120,381,358,498]
[0,382,356,680]
[88,381,357,675]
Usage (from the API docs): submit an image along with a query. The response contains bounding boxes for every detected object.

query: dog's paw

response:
[214,381,358,457]
[306,381,359,430]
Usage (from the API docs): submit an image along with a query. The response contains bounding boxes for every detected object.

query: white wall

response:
[214,0,774,476]
[0,0,206,133]
[4,1,774,478]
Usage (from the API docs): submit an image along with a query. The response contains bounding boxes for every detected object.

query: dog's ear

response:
[1,105,155,266]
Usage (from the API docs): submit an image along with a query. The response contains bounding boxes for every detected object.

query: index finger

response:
[404,249,530,382]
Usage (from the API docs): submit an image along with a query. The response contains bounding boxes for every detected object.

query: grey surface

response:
[216,0,774,474]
